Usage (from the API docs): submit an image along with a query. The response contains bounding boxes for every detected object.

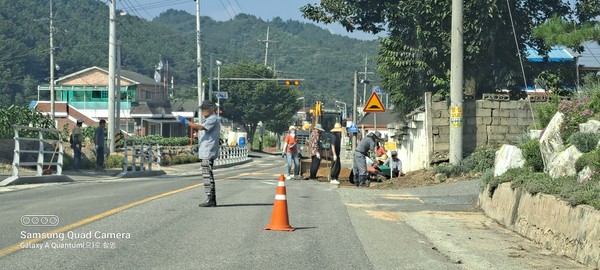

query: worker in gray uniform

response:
[178,100,221,207]
[353,131,382,187]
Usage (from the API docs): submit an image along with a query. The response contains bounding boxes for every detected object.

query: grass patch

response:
[485,167,600,210]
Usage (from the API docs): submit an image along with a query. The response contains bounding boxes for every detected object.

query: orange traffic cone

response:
[264,174,295,231]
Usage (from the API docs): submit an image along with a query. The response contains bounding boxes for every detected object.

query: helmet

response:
[289,125,296,131]
[303,123,311,130]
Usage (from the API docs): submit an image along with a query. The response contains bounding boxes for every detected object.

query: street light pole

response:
[335,100,347,120]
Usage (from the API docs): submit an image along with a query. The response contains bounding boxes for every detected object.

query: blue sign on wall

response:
[372,86,384,95]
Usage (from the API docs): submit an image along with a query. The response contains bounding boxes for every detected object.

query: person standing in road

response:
[282,125,300,180]
[177,101,221,207]
[353,131,382,187]
[308,124,324,180]
[329,123,344,185]
[71,119,84,172]
[94,120,106,171]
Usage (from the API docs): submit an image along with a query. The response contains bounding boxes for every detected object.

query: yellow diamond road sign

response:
[363,92,386,113]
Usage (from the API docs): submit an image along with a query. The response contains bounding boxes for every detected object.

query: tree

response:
[219,61,302,147]
[302,0,594,114]
[533,17,600,49]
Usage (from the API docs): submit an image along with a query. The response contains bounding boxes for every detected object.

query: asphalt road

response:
[0,153,591,269]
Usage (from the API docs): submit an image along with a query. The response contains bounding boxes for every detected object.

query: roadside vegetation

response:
[430,74,600,210]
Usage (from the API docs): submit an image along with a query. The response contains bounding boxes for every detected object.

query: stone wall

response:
[430,99,536,162]
[479,183,600,268]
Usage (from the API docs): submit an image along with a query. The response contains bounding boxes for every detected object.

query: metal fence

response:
[121,143,249,172]
[121,139,161,173]
[8,125,64,177]
[214,146,250,166]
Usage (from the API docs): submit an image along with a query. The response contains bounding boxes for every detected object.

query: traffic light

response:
[278,80,300,86]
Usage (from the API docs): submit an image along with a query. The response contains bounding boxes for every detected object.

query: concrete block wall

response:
[430,99,535,159]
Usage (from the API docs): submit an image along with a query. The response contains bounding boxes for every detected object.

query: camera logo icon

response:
[21,215,59,227]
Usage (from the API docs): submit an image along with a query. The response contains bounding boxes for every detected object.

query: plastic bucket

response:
[237,132,247,148]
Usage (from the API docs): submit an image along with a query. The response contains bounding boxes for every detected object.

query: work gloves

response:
[177,115,190,125]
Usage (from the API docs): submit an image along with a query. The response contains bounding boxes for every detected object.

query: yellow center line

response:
[0,165,284,258]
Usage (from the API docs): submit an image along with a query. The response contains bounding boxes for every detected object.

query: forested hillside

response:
[0,0,378,109]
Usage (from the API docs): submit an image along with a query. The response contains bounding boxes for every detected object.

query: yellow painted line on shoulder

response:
[0,166,281,258]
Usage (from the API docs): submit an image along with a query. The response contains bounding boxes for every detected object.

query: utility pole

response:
[49,0,55,124]
[108,0,117,153]
[116,39,121,136]
[258,27,277,67]
[196,0,203,108]
[352,69,358,170]
[208,53,213,101]
[449,0,464,164]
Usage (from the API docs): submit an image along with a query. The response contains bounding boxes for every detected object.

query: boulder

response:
[494,144,525,177]
[578,166,595,184]
[548,145,583,179]
[579,119,600,133]
[539,112,564,172]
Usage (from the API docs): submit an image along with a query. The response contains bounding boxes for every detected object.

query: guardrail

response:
[214,146,250,166]
[0,126,64,186]
[120,139,161,173]
[118,142,250,177]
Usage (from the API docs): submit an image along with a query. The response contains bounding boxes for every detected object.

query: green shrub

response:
[461,146,496,173]
[575,149,600,172]
[569,132,600,153]
[434,164,463,176]
[434,146,497,177]
[173,155,198,165]
[263,135,278,148]
[534,96,560,128]
[480,168,495,191]
[520,139,544,172]
[485,167,532,196]
[105,155,124,168]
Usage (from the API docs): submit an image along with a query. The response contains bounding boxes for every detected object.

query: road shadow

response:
[216,203,273,207]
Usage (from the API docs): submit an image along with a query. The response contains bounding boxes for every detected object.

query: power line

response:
[218,0,234,20]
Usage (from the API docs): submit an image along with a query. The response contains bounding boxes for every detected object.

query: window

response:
[92,91,108,99]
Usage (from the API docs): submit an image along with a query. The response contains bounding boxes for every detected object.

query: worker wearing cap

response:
[383,150,403,178]
[71,119,84,172]
[282,125,300,180]
[353,131,383,187]
[178,100,221,207]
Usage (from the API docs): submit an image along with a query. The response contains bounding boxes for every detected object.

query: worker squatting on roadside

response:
[177,100,221,207]
[353,131,383,187]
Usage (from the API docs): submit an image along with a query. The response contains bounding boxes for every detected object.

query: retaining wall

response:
[479,183,600,268]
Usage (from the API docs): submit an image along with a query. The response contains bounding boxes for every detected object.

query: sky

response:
[115,0,380,40]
